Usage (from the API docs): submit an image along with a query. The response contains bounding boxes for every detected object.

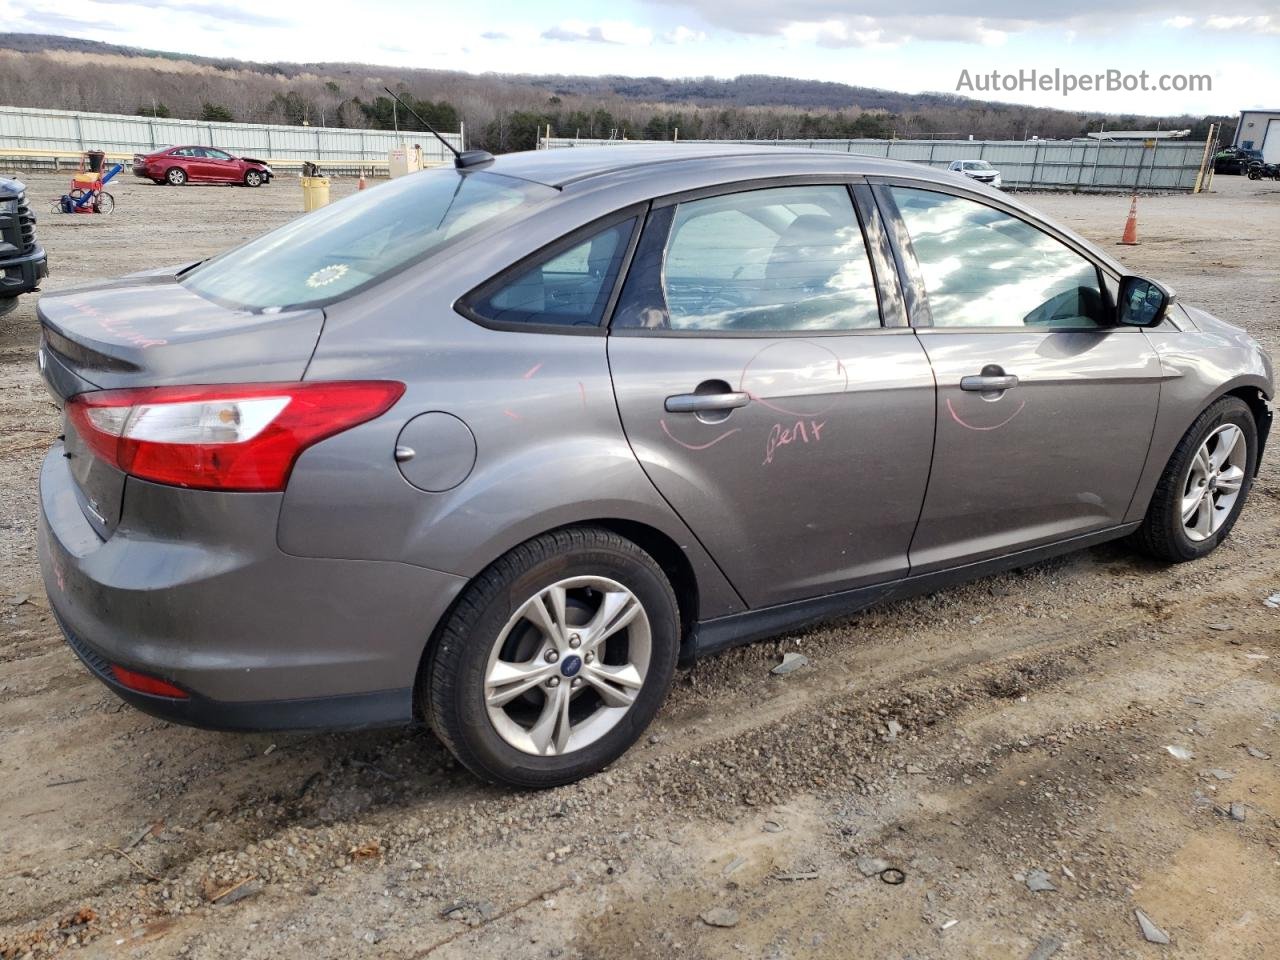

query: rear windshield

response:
[182,169,556,311]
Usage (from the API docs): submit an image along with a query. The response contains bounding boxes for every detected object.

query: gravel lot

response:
[2,171,1278,960]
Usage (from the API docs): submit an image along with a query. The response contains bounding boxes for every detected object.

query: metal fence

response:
[0,105,463,171]
[539,136,1208,192]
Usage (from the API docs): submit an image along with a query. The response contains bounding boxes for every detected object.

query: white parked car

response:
[949,159,1002,188]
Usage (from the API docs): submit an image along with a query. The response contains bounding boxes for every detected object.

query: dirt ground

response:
[1,170,1278,960]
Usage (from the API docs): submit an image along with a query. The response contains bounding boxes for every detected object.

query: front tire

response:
[244,170,264,187]
[1131,396,1257,562]
[425,527,680,788]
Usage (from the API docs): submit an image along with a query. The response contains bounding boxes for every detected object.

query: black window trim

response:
[454,202,647,337]
[607,176,901,339]
[868,175,1136,334]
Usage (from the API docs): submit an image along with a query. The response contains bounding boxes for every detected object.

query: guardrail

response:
[538,136,1209,193]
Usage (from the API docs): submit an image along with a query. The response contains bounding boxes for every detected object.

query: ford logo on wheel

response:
[560,655,583,678]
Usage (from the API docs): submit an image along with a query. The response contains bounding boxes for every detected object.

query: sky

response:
[3,0,1279,116]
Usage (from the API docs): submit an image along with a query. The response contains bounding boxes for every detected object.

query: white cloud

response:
[1204,14,1280,33]
[541,20,654,46]
[661,25,706,44]
[778,14,1009,48]
[646,0,1280,45]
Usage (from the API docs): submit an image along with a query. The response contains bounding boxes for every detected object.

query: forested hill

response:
[0,33,1228,152]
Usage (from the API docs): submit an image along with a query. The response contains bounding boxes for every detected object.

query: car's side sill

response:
[688,523,1141,662]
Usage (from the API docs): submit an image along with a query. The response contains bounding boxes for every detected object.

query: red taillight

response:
[110,664,189,699]
[66,381,404,492]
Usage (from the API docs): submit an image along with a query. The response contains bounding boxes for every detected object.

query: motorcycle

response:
[1246,161,1280,181]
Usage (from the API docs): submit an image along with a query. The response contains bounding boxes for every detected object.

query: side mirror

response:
[1117,276,1175,328]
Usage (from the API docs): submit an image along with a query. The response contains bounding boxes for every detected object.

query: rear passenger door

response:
[873,182,1162,572]
[607,182,937,609]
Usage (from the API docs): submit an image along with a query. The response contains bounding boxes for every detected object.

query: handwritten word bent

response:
[763,419,826,466]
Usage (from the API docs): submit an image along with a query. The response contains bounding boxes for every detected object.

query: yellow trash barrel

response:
[301,176,330,212]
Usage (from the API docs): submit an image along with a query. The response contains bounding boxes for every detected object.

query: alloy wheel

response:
[1181,423,1247,541]
[484,576,650,756]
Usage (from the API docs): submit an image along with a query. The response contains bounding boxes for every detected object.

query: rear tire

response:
[1131,396,1257,562]
[425,527,680,789]
[166,167,187,186]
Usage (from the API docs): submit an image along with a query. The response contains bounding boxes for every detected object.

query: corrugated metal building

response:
[1233,109,1280,164]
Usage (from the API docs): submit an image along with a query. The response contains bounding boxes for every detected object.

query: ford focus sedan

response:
[37,145,1273,788]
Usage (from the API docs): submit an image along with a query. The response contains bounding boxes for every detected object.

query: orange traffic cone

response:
[1118,195,1139,245]
[358,172,367,191]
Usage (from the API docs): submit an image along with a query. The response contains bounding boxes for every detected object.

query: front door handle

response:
[960,373,1019,392]
[664,391,751,413]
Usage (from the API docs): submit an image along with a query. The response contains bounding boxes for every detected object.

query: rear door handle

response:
[960,374,1019,392]
[664,391,751,413]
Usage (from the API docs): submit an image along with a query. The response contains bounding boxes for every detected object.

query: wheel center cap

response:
[560,655,583,678]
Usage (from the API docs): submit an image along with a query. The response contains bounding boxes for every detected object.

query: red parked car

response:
[132,146,273,187]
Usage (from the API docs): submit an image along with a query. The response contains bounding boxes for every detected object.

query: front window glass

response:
[183,169,555,311]
[890,187,1106,329]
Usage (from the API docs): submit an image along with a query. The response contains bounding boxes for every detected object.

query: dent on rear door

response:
[610,333,936,607]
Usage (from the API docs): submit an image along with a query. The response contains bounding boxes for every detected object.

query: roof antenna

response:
[382,86,493,169]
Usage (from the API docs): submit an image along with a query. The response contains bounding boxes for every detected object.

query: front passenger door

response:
[201,148,238,182]
[877,184,1162,572]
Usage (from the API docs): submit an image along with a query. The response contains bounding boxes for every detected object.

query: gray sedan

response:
[36,145,1273,787]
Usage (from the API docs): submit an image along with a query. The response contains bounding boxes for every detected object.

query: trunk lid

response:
[38,269,325,538]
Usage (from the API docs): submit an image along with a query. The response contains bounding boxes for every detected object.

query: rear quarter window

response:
[464,217,637,329]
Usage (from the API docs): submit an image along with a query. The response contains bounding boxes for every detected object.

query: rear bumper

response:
[38,444,468,731]
[53,606,413,731]
[0,244,47,297]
